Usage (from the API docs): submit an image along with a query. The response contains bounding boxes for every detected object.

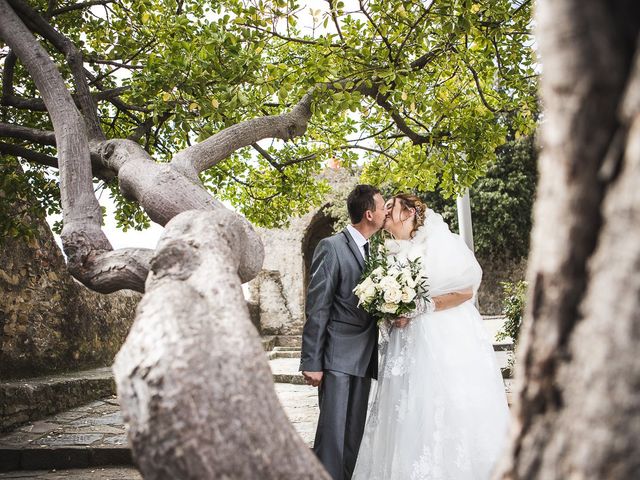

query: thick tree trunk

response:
[496,1,640,478]
[113,210,328,479]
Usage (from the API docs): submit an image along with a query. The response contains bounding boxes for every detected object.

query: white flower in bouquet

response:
[380,302,399,314]
[354,276,377,304]
[383,285,403,304]
[401,286,417,303]
[371,266,385,278]
[378,276,403,303]
[353,234,430,323]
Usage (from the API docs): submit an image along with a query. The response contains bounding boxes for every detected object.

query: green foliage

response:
[496,279,527,346]
[0,156,60,242]
[418,137,537,259]
[109,183,152,232]
[1,0,537,233]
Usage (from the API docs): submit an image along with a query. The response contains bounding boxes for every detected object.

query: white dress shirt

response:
[346,224,368,261]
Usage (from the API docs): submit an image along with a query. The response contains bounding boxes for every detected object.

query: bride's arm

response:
[394,289,474,327]
[432,289,473,311]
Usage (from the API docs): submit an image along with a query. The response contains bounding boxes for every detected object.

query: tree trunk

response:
[113,210,328,479]
[495,1,640,478]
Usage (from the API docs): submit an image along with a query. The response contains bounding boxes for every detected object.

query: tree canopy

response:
[1,0,536,237]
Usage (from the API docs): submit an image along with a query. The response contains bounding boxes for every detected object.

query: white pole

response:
[456,188,479,309]
[457,189,474,251]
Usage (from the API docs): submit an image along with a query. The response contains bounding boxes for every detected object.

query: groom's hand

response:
[394,316,410,328]
[302,371,323,387]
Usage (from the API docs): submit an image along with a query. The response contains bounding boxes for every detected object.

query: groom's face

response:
[368,193,387,231]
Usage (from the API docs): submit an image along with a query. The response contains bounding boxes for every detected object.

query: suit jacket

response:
[300,228,378,379]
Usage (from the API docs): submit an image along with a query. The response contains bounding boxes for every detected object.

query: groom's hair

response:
[347,184,381,224]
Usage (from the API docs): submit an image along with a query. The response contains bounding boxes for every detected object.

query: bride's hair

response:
[392,193,427,238]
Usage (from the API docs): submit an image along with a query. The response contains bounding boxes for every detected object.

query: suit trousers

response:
[313,370,372,480]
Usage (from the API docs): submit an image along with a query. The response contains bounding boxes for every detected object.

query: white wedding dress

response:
[352,210,510,480]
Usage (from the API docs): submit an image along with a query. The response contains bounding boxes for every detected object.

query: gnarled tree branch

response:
[171,91,314,178]
[50,0,113,16]
[1,86,129,111]
[8,0,104,139]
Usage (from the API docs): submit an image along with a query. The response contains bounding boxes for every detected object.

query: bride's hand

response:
[393,316,410,328]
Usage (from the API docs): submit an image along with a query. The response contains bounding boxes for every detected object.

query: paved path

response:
[0,467,141,479]
[0,384,319,450]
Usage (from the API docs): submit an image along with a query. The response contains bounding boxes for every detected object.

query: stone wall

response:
[0,203,140,380]
[248,213,316,336]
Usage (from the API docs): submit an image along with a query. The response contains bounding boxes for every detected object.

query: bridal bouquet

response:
[353,237,429,324]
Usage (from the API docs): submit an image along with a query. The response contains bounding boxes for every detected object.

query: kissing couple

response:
[300,184,510,480]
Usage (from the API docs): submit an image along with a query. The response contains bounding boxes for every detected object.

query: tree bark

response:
[113,210,329,479]
[0,0,110,268]
[495,1,640,478]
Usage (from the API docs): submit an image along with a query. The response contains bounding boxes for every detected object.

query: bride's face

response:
[384,198,415,236]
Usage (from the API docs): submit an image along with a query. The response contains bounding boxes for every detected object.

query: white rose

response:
[401,286,416,303]
[371,266,385,278]
[379,276,401,291]
[362,284,377,303]
[380,302,399,314]
[383,286,403,304]
[354,276,376,302]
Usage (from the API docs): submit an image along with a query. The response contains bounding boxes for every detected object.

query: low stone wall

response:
[0,368,116,433]
[0,203,140,380]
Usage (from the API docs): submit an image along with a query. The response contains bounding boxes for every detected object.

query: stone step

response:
[272,373,307,385]
[0,368,116,434]
[272,351,302,359]
[275,335,302,348]
[260,336,276,352]
[0,446,132,473]
[273,346,300,352]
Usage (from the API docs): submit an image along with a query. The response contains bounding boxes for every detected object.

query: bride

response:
[352,193,510,480]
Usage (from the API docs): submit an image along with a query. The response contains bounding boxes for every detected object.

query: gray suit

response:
[300,229,378,480]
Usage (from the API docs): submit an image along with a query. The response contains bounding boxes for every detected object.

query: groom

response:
[300,184,386,480]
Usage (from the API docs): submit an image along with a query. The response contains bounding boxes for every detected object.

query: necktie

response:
[363,241,370,259]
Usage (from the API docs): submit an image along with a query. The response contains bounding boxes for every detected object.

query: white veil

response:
[405,209,482,298]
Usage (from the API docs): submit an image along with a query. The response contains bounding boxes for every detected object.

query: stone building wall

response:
[0,202,140,380]
[248,213,317,336]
